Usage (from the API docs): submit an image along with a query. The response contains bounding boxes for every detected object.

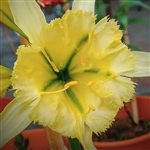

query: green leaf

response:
[68,138,82,150]
[15,134,24,145]
[116,13,128,30]
[118,0,132,13]
[147,121,150,129]
[0,1,28,40]
[128,44,140,51]
[130,0,150,10]
[128,18,149,24]
[95,0,108,22]
[14,134,29,150]
[24,138,29,148]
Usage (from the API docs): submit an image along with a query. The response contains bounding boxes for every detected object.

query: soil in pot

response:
[92,117,150,142]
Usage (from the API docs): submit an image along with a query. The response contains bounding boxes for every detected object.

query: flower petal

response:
[78,125,96,150]
[93,17,122,53]
[30,88,96,150]
[85,76,135,134]
[124,51,150,77]
[29,80,84,136]
[72,75,134,134]
[0,99,32,148]
[72,0,95,13]
[0,65,12,98]
[93,41,135,75]
[12,45,57,92]
[40,10,95,70]
[30,91,77,136]
[9,0,46,45]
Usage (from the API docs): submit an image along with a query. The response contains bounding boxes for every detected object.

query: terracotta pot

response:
[1,128,70,150]
[1,96,150,150]
[93,96,150,150]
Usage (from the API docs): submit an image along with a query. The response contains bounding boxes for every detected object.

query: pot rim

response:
[93,131,150,147]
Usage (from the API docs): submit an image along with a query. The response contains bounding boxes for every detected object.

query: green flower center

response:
[39,35,90,113]
[57,68,70,82]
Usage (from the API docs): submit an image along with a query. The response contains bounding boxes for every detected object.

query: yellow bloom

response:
[0,0,150,149]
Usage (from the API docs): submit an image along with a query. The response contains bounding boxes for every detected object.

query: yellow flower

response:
[0,0,150,149]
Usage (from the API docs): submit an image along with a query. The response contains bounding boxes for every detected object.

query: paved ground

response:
[0,1,150,130]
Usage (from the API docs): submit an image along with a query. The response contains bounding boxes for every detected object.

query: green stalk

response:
[68,138,82,150]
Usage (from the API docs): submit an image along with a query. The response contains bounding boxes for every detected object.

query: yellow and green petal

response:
[40,10,95,70]
[30,86,95,150]
[30,91,77,136]
[12,45,57,93]
[9,0,46,45]
[86,41,135,75]
[0,65,12,98]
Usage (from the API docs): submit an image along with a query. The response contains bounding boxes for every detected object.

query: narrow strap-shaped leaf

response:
[130,0,150,10]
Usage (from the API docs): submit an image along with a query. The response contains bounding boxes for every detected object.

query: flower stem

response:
[131,94,139,124]
[68,138,82,150]
[123,102,137,126]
